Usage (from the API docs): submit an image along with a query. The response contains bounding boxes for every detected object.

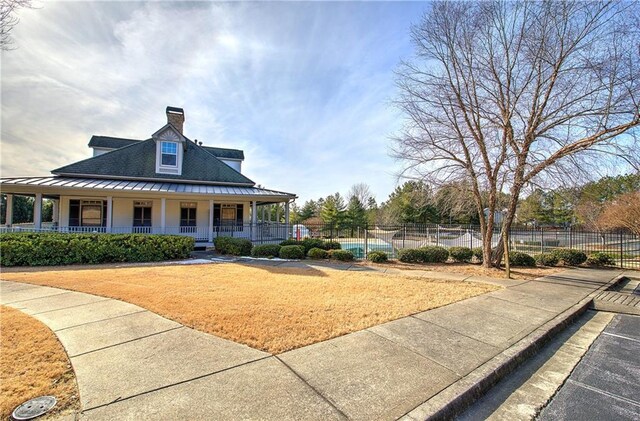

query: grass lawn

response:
[2,263,498,353]
[0,306,79,420]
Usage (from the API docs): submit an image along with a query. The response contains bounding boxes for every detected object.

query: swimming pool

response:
[337,239,395,258]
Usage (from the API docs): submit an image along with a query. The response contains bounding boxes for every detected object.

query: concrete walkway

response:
[0,266,626,420]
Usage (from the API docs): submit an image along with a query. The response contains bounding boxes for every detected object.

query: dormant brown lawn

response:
[360,261,564,280]
[3,263,497,353]
[0,306,79,420]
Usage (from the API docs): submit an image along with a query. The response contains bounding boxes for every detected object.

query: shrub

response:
[301,238,325,252]
[279,245,305,259]
[586,252,616,266]
[307,247,329,259]
[449,247,473,263]
[281,239,341,252]
[214,237,252,256]
[472,247,484,263]
[367,251,388,263]
[323,241,342,250]
[0,233,194,267]
[329,249,354,262]
[419,246,450,263]
[280,240,303,247]
[251,244,282,258]
[508,251,536,267]
[534,252,559,267]
[553,249,588,266]
[398,248,424,263]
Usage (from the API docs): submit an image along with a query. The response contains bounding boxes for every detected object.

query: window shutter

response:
[102,201,107,227]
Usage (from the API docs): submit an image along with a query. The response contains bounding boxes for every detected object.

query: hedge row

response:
[534,249,614,267]
[214,237,616,268]
[398,246,451,264]
[214,237,351,261]
[397,246,594,267]
[0,233,194,267]
[279,239,341,253]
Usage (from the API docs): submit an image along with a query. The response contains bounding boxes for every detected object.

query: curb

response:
[401,272,628,421]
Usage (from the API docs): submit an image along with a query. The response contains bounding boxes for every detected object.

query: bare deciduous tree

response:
[598,191,640,235]
[394,0,640,271]
[1,0,33,50]
[347,183,374,207]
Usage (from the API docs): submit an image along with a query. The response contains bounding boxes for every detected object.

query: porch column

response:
[208,199,214,243]
[5,194,13,226]
[252,201,257,224]
[285,201,290,225]
[261,205,265,223]
[161,198,166,234]
[34,193,42,230]
[285,201,290,240]
[105,196,113,233]
[276,205,281,224]
[52,199,59,224]
[251,200,257,240]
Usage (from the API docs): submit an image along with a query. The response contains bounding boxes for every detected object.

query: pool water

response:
[338,240,395,258]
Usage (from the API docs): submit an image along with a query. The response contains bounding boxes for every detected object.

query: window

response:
[133,201,152,227]
[213,204,243,232]
[161,141,178,166]
[180,202,197,227]
[69,200,81,227]
[69,200,106,227]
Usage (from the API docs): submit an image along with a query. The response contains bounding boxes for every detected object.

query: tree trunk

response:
[492,182,522,267]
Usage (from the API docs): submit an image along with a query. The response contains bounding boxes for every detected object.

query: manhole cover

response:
[11,396,56,420]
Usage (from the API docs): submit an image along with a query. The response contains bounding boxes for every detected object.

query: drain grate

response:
[11,396,57,420]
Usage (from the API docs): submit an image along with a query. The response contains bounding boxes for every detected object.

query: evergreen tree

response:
[346,196,367,234]
[320,193,346,227]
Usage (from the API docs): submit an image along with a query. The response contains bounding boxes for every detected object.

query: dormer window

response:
[161,141,178,167]
[153,123,184,175]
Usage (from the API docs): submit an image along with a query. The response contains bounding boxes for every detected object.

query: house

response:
[0,107,297,245]
[483,208,506,225]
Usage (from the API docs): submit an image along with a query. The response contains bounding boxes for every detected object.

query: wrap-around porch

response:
[0,177,296,245]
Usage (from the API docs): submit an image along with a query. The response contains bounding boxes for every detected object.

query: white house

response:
[0,107,297,245]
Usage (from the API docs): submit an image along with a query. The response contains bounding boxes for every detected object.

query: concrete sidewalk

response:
[0,267,625,420]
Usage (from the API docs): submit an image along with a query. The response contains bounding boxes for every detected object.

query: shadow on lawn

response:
[236,257,389,277]
[234,260,335,277]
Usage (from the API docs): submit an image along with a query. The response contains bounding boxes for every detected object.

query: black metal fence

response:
[4,221,638,269]
[249,222,639,269]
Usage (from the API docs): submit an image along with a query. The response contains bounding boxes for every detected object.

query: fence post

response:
[364,227,368,260]
[569,227,573,249]
[402,225,406,249]
[541,227,544,254]
[436,225,440,246]
[620,231,624,269]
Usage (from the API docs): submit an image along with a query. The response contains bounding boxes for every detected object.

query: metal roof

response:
[0,176,296,200]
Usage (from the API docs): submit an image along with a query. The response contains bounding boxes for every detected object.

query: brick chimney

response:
[166,106,185,134]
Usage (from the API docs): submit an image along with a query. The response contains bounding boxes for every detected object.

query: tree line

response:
[290,172,639,234]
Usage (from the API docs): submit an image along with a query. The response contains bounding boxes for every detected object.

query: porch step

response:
[591,290,640,315]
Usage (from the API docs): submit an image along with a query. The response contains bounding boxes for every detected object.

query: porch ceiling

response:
[0,176,296,203]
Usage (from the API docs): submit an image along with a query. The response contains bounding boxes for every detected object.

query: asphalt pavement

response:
[538,313,640,421]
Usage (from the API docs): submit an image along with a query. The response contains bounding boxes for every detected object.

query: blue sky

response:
[1,1,429,204]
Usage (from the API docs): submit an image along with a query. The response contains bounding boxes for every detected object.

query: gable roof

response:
[88,135,245,160]
[54,138,254,186]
